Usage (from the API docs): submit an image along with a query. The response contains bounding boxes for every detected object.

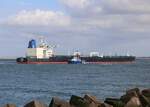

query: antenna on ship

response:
[39,36,45,44]
[126,52,130,56]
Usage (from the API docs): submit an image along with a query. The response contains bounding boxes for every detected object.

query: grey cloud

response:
[59,0,150,33]
[60,0,150,15]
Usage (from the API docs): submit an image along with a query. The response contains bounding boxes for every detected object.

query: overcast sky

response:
[0,0,150,57]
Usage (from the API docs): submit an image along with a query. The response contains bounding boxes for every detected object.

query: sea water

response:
[0,59,149,106]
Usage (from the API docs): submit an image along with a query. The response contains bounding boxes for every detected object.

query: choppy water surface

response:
[0,59,149,106]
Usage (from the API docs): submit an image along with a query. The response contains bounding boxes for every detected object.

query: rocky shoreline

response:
[3,88,150,107]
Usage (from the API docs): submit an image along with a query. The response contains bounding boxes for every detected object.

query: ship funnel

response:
[28,39,36,48]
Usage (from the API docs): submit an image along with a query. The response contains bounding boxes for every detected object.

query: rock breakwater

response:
[2,88,150,107]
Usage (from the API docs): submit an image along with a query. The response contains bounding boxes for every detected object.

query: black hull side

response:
[17,56,135,64]
[81,56,135,62]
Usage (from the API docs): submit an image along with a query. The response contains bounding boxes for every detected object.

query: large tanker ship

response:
[16,39,135,64]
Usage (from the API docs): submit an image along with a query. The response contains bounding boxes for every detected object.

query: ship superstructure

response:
[26,38,54,59]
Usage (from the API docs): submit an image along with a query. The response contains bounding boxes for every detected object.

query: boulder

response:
[69,95,89,107]
[100,103,113,107]
[84,94,102,104]
[139,94,150,107]
[126,88,140,96]
[142,89,150,97]
[104,98,124,107]
[49,97,70,107]
[125,97,141,107]
[24,100,47,107]
[83,94,102,107]
[3,104,16,107]
[120,88,139,104]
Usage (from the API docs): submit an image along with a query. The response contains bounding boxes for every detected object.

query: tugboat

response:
[16,38,136,64]
[68,52,82,64]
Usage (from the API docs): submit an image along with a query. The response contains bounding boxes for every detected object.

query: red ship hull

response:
[17,61,134,64]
